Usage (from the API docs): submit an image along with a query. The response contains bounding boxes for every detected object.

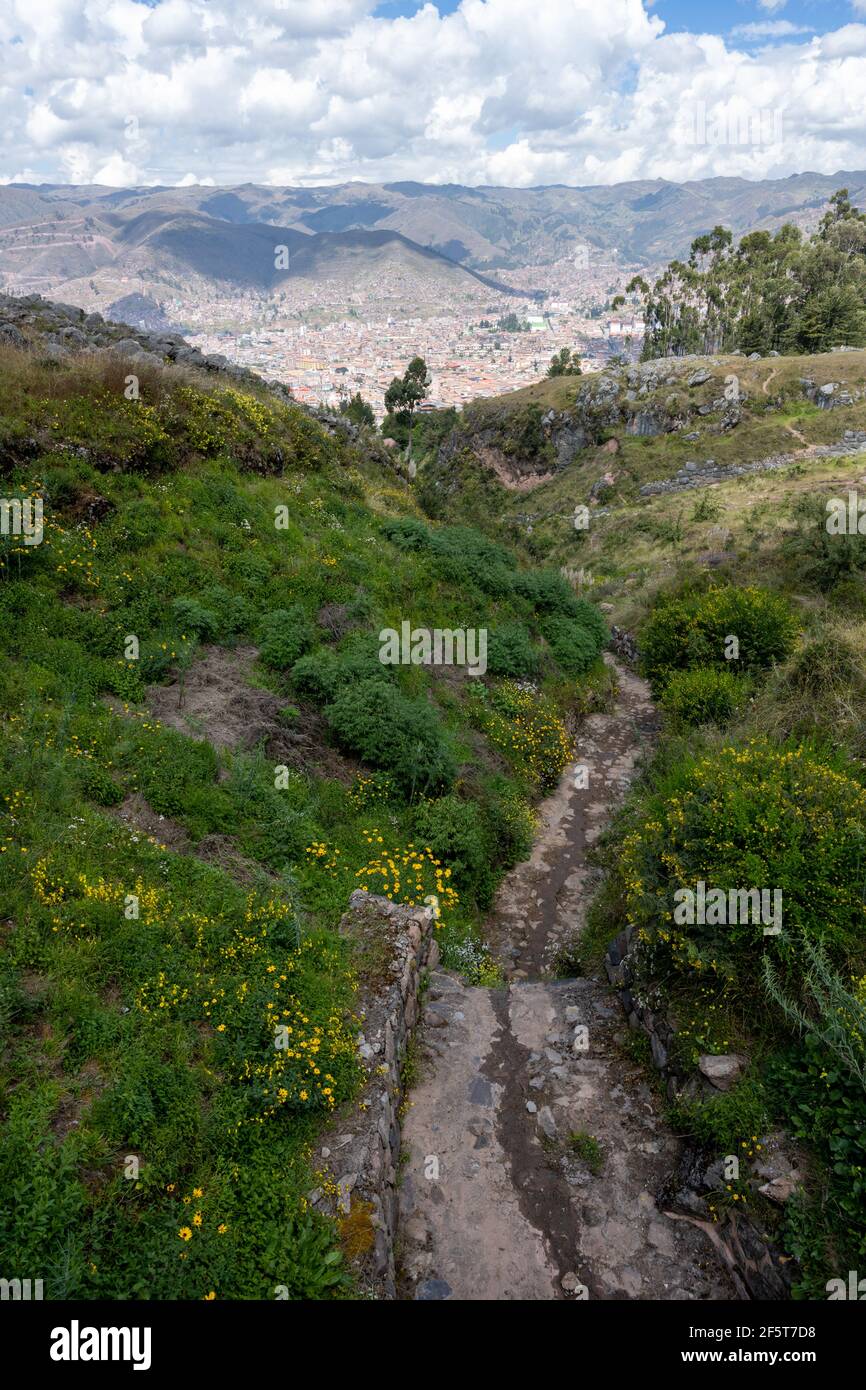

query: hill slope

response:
[423,349,866,1297]
[0,297,609,1298]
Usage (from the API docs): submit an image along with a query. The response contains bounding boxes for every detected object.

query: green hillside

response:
[425,349,866,1297]
[0,341,609,1299]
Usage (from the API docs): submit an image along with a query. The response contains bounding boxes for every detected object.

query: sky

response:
[3,0,866,189]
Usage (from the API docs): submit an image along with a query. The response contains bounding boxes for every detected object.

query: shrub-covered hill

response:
[429,351,866,1296]
[419,347,866,543]
[0,329,609,1299]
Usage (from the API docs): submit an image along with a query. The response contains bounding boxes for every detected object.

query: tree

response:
[547,347,582,378]
[383,356,431,463]
[338,391,375,428]
[627,189,866,360]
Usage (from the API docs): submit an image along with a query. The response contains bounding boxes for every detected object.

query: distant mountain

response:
[4,172,864,276]
[0,190,522,302]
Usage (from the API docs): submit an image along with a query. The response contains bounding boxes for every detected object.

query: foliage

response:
[629,189,866,359]
[617,739,866,979]
[258,606,317,671]
[659,666,748,727]
[486,621,540,678]
[338,392,375,428]
[640,584,797,691]
[468,681,573,791]
[547,347,582,377]
[325,678,455,796]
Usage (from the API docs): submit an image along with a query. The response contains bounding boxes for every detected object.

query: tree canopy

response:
[626,188,866,360]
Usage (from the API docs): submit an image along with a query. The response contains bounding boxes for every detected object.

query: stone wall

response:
[309,890,438,1298]
[639,432,866,498]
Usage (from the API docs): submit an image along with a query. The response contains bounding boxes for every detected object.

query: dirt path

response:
[397,658,736,1301]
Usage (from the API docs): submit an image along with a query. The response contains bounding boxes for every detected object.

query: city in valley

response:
[0,205,645,415]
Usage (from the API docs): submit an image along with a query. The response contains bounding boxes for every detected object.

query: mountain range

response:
[1,170,864,307]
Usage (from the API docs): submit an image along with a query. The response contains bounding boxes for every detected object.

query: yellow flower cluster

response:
[32,856,356,1122]
[473,683,573,790]
[354,833,458,921]
[347,773,396,811]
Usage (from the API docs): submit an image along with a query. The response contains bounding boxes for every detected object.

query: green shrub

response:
[618,739,866,979]
[659,666,748,727]
[541,611,606,676]
[513,568,580,618]
[782,494,866,593]
[641,585,797,690]
[80,761,124,807]
[325,678,455,796]
[292,635,386,704]
[258,606,316,671]
[480,779,538,867]
[486,622,539,679]
[669,1076,770,1155]
[412,794,494,906]
[171,597,220,642]
[767,1037,866,1296]
[780,632,865,700]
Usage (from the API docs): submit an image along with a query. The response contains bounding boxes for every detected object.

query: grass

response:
[568,1131,605,1175]
[0,343,611,1299]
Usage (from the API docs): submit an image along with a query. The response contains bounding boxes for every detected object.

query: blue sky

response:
[373,0,861,33]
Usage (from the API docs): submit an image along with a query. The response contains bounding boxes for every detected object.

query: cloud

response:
[731,21,810,39]
[1,0,866,189]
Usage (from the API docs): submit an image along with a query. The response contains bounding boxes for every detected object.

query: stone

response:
[537,1106,557,1139]
[526,1101,537,1114]
[415,1278,452,1300]
[698,1053,747,1090]
[0,323,26,347]
[758,1175,798,1204]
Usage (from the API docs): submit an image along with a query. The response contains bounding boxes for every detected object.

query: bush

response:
[258,606,316,671]
[513,568,580,618]
[292,635,387,705]
[782,494,866,593]
[171,597,219,642]
[325,678,455,796]
[81,761,124,807]
[541,610,606,676]
[767,1037,866,1295]
[617,739,866,979]
[659,666,747,727]
[412,794,494,906]
[479,778,538,869]
[485,622,539,679]
[641,585,797,690]
[469,681,573,791]
[780,632,865,700]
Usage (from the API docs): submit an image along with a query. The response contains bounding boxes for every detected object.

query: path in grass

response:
[397,657,736,1301]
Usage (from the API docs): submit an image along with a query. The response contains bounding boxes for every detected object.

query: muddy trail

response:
[397,658,737,1301]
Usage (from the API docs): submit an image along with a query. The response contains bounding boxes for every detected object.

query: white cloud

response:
[1,0,866,189]
[731,22,810,39]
